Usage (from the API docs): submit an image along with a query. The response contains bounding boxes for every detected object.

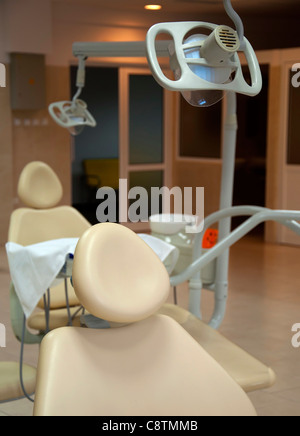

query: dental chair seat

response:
[33,223,257,416]
[34,316,256,416]
[36,279,78,311]
[157,304,276,393]
[27,306,83,332]
[0,362,36,403]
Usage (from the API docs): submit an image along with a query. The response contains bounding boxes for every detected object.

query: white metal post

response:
[188,92,238,328]
[210,91,238,328]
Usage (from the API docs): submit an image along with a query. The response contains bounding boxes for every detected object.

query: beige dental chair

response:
[33,223,257,416]
[8,161,91,337]
[1,162,91,404]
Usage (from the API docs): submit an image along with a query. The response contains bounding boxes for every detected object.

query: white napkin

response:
[6,238,79,319]
[138,234,179,274]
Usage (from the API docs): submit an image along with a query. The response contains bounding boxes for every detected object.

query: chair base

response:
[157,304,276,393]
[0,362,36,403]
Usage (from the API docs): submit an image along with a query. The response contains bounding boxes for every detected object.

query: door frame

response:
[118,66,175,232]
[278,48,300,245]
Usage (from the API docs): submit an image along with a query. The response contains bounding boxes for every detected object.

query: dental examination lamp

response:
[48,56,96,136]
[146,13,262,107]
[49,40,171,135]
[146,0,262,327]
[146,22,262,107]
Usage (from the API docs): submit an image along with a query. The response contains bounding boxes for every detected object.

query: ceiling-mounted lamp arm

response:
[72,55,87,102]
[72,41,171,59]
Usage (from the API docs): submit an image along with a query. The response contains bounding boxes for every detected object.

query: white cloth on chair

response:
[138,234,179,275]
[6,235,179,319]
[6,238,79,318]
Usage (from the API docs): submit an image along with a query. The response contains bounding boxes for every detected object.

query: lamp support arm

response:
[209,91,238,328]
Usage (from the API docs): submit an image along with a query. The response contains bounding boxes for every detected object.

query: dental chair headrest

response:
[72,223,170,324]
[17,161,63,209]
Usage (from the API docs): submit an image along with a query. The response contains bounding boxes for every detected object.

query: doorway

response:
[118,67,173,232]
[70,65,119,224]
[278,57,300,245]
[70,65,172,229]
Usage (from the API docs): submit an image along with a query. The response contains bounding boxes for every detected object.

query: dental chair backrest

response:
[8,161,91,312]
[33,223,257,416]
[9,161,90,245]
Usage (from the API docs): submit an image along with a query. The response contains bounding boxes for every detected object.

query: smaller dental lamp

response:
[48,56,96,136]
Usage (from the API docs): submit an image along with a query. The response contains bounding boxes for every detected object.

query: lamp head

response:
[169,26,240,107]
[200,25,240,65]
[48,98,96,136]
[48,55,96,135]
[146,21,262,105]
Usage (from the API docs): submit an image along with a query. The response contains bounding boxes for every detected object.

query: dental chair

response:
[1,162,91,404]
[8,161,91,339]
[33,223,256,416]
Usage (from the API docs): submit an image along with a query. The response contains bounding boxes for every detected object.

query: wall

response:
[47,2,149,67]
[0,2,6,63]
[0,66,13,244]
[172,93,223,219]
[266,48,300,246]
[174,160,222,219]
[12,65,72,207]
[0,0,70,245]
[0,2,12,244]
[4,0,52,55]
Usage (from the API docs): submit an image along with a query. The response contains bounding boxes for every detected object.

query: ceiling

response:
[51,0,300,50]
[52,0,300,17]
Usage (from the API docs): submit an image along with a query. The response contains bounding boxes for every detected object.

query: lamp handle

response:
[146,21,217,92]
[146,21,262,97]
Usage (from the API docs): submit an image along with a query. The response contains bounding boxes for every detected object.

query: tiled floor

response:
[0,234,300,416]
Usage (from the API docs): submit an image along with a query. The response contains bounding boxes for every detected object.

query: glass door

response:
[119,67,173,232]
[280,60,300,245]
